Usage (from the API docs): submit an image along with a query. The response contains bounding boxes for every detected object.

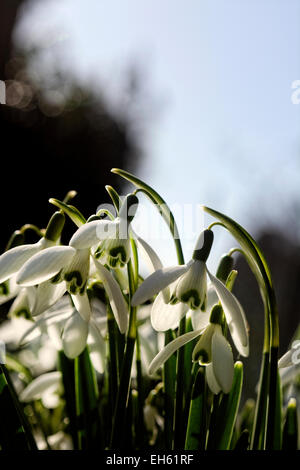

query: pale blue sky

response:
[14,0,300,267]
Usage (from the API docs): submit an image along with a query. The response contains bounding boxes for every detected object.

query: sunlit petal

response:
[132,264,191,306]
[71,292,92,322]
[148,329,202,376]
[206,363,221,395]
[94,258,128,334]
[62,311,89,359]
[151,291,188,331]
[0,243,42,284]
[69,220,117,249]
[207,270,249,357]
[19,371,62,402]
[32,281,67,316]
[212,326,234,394]
[16,246,76,286]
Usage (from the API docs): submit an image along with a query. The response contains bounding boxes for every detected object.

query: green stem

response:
[110,260,137,449]
[163,330,176,448]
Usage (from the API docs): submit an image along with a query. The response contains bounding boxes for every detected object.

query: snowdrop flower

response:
[19,295,107,365]
[0,211,64,286]
[16,245,92,321]
[69,193,138,268]
[149,304,245,394]
[132,231,248,353]
[19,371,63,408]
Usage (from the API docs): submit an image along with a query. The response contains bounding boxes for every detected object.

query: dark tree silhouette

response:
[0,0,141,248]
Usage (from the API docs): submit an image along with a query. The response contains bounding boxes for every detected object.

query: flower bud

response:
[45,211,65,242]
[215,254,234,283]
[192,230,214,262]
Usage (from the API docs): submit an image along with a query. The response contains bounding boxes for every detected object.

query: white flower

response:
[148,299,248,395]
[19,296,107,366]
[0,237,54,286]
[16,245,92,321]
[19,371,62,408]
[131,231,249,355]
[69,194,138,268]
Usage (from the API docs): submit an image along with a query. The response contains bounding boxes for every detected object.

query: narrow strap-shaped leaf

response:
[185,367,207,450]
[213,361,244,450]
[234,429,250,450]
[74,347,99,449]
[49,198,86,227]
[202,206,279,449]
[163,329,176,448]
[283,397,298,450]
[0,365,36,450]
[272,369,283,450]
[57,351,78,449]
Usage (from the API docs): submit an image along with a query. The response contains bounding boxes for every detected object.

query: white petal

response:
[19,371,62,402]
[207,270,249,357]
[0,275,21,305]
[192,323,215,363]
[16,246,76,286]
[0,243,42,283]
[148,329,202,376]
[278,349,294,369]
[151,291,188,331]
[62,311,89,359]
[69,220,116,249]
[190,309,211,332]
[212,326,234,394]
[94,258,128,334]
[31,281,67,316]
[279,343,300,369]
[131,229,163,272]
[131,230,170,303]
[88,320,106,374]
[8,287,35,318]
[71,292,92,322]
[41,390,61,409]
[47,322,64,351]
[176,260,207,309]
[191,283,218,330]
[206,363,221,394]
[132,264,191,306]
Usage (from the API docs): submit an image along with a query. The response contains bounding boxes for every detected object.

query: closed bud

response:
[192,230,214,262]
[45,211,65,241]
[216,254,234,283]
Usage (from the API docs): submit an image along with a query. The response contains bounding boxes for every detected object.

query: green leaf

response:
[283,398,298,450]
[0,365,36,450]
[74,347,99,449]
[215,361,244,450]
[185,367,207,450]
[202,205,280,449]
[49,198,86,227]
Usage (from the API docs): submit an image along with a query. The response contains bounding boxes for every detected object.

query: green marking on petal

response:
[179,289,201,310]
[0,281,9,296]
[193,349,209,364]
[15,309,31,320]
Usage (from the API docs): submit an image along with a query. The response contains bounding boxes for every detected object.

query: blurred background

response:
[1,0,300,401]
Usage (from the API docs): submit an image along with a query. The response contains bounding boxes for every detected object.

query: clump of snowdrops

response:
[0,169,299,451]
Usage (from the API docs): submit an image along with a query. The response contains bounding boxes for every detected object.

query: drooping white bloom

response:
[148,304,237,394]
[18,295,107,365]
[69,194,138,268]
[16,245,92,321]
[131,231,249,356]
[19,371,62,408]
